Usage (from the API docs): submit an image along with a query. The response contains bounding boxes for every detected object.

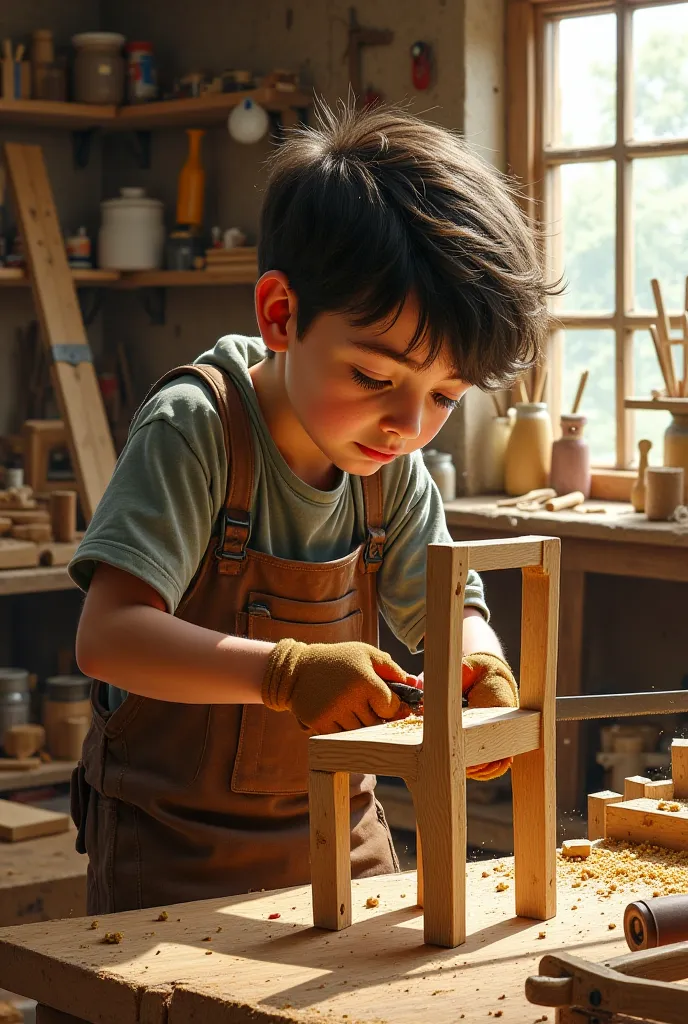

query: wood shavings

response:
[558,839,688,897]
[608,922,617,929]
[88,920,99,930]
[268,913,281,920]
[537,931,546,939]
[495,882,509,892]
[365,897,379,908]
[156,911,168,921]
[657,800,681,812]
[102,932,123,944]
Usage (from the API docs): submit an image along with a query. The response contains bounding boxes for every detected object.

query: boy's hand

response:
[262,638,414,734]
[462,653,518,781]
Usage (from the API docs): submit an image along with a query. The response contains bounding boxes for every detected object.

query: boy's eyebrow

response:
[350,339,465,381]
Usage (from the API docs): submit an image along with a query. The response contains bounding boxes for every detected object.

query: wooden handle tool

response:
[571,370,589,414]
[496,487,556,507]
[651,278,678,396]
[545,491,585,512]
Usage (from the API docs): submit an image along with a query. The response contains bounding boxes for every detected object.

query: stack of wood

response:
[203,244,257,274]
[0,486,80,570]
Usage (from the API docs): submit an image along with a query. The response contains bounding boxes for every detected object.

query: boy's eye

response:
[433,393,459,410]
[351,367,390,390]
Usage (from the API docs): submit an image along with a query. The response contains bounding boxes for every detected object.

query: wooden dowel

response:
[516,378,529,404]
[649,324,673,397]
[571,369,589,414]
[651,278,678,396]
[533,367,548,404]
[544,490,585,512]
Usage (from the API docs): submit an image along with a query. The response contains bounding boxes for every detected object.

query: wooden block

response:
[0,539,39,569]
[0,758,40,772]
[4,509,50,524]
[624,775,652,800]
[587,790,622,840]
[11,522,52,543]
[0,799,69,842]
[672,740,688,799]
[606,797,688,851]
[644,779,674,801]
[3,725,46,760]
[561,838,592,859]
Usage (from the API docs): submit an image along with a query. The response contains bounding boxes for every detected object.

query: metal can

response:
[125,41,157,103]
[0,668,30,741]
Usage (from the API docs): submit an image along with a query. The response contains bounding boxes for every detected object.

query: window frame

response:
[507,0,688,490]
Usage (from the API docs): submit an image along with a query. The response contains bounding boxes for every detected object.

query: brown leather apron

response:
[71,363,398,914]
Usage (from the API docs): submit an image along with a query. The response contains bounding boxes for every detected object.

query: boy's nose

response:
[380,401,423,439]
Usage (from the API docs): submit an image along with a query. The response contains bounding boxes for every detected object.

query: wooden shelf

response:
[0,89,311,132]
[0,759,77,793]
[0,566,76,597]
[0,98,116,129]
[0,268,120,287]
[115,267,258,289]
[625,397,688,413]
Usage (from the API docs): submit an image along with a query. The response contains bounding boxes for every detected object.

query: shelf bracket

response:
[138,286,166,326]
[72,128,97,170]
[77,287,104,327]
[127,130,153,170]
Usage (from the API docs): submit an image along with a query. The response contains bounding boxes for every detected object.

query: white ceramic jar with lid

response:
[98,187,164,270]
[422,449,456,501]
[72,32,126,104]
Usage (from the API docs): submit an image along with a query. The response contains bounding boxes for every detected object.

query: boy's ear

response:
[254,271,298,354]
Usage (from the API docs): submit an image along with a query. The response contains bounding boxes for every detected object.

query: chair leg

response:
[309,769,351,930]
[412,777,466,947]
[415,824,423,908]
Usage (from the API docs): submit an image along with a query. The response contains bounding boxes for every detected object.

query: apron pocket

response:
[232,603,363,795]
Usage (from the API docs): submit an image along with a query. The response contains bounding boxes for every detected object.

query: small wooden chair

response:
[308,536,560,947]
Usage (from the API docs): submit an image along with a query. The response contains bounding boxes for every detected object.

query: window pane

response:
[558,162,615,312]
[634,156,688,310]
[633,331,673,460]
[562,331,616,464]
[555,14,616,148]
[633,4,688,142]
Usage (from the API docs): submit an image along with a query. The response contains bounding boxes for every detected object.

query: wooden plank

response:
[3,143,116,521]
[0,760,76,793]
[111,88,313,129]
[0,540,38,570]
[0,99,116,128]
[625,398,688,413]
[587,790,622,841]
[606,798,688,851]
[512,538,559,920]
[0,852,678,1024]
[0,567,74,597]
[0,827,86,927]
[671,740,688,799]
[0,269,119,287]
[0,800,69,842]
[644,780,675,801]
[114,268,257,289]
[309,771,351,931]
[465,536,543,571]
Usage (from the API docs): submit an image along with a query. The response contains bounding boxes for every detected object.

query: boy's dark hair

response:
[259,100,552,389]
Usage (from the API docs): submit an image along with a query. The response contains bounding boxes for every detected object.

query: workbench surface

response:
[0,845,684,1024]
[0,825,86,926]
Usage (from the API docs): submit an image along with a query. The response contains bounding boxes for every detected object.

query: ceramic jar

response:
[483,415,513,493]
[422,449,456,501]
[550,414,591,498]
[664,414,688,503]
[72,32,125,104]
[504,403,553,496]
[0,668,30,741]
[99,188,164,270]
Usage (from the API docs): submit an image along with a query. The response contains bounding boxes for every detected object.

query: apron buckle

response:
[363,526,385,569]
[216,508,251,561]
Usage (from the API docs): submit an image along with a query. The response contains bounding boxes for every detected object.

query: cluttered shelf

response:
[0,268,120,287]
[0,265,258,289]
[0,88,312,131]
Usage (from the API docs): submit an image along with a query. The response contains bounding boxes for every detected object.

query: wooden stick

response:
[533,367,548,404]
[571,370,589,414]
[682,311,688,399]
[649,324,674,397]
[516,378,529,404]
[651,278,678,397]
[544,491,585,512]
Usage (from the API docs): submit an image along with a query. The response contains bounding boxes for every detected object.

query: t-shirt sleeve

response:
[69,378,227,612]
[377,451,489,654]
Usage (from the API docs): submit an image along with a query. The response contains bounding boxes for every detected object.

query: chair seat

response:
[309,707,541,783]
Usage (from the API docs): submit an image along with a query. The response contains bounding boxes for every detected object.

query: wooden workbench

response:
[0,847,681,1024]
[0,825,86,927]
[444,498,688,814]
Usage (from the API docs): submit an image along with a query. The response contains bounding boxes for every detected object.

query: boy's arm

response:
[462,606,503,657]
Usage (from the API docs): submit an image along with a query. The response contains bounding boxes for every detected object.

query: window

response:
[507,0,688,471]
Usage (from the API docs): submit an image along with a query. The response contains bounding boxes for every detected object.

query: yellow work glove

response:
[463,652,519,782]
[262,638,414,735]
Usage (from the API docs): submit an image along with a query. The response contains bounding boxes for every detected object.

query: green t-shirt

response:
[70,336,488,705]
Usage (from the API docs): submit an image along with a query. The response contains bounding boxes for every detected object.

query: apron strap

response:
[361,472,385,574]
[138,362,254,575]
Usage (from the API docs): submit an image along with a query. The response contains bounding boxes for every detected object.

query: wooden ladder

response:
[3,143,115,520]
[308,535,560,947]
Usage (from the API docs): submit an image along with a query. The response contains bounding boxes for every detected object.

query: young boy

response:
[70,101,550,914]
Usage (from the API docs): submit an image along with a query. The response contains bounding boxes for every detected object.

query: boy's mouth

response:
[355,443,400,463]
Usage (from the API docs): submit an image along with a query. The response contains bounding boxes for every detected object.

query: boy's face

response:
[283,297,470,477]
